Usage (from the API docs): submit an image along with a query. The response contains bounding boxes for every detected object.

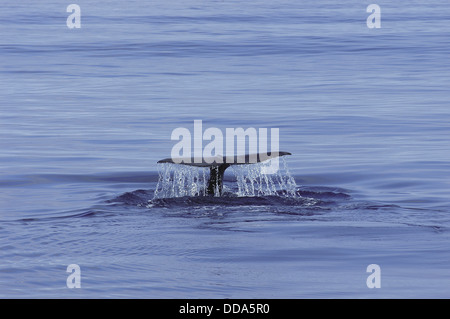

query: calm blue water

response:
[1,0,450,298]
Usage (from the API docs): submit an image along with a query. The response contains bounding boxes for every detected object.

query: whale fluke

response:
[157,151,291,195]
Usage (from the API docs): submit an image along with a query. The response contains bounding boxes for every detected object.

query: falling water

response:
[153,163,208,199]
[153,158,298,199]
[232,157,297,197]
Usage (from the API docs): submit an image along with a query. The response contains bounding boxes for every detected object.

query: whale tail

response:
[157,151,291,196]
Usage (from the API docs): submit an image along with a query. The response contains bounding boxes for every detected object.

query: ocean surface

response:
[1,0,450,298]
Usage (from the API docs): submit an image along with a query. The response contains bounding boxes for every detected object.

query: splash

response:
[232,157,297,197]
[153,163,208,199]
[153,157,298,199]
